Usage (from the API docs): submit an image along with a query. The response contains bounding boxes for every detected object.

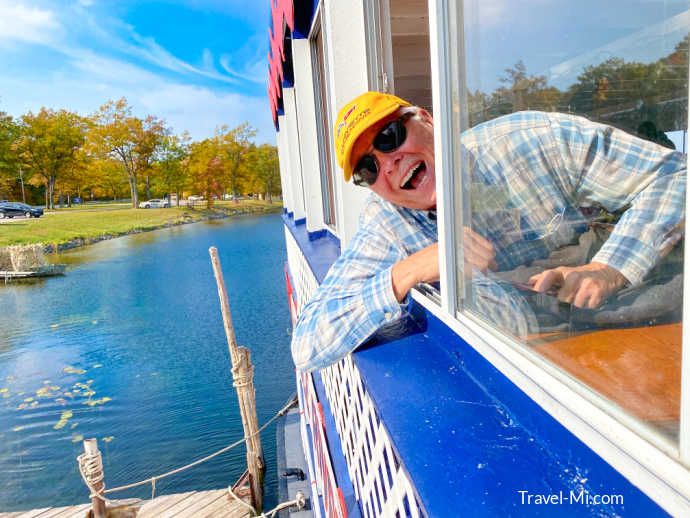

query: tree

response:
[14,108,88,209]
[0,111,20,199]
[219,122,256,201]
[88,98,166,207]
[155,133,191,206]
[250,144,281,203]
[85,158,129,201]
[188,138,225,209]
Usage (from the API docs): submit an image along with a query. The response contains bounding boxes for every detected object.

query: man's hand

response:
[390,228,497,303]
[391,243,439,302]
[528,262,628,309]
[463,227,497,275]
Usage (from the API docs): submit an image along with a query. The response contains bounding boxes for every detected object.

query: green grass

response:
[46,202,132,211]
[0,200,283,248]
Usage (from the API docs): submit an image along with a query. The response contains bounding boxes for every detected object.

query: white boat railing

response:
[285,227,425,518]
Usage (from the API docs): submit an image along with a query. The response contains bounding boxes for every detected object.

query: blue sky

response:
[464,0,690,93]
[0,0,275,144]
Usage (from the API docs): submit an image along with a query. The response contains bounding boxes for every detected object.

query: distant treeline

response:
[0,98,280,208]
[467,34,689,143]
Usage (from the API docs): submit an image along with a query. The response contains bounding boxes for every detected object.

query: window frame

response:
[363,0,394,94]
[309,4,338,230]
[427,0,690,513]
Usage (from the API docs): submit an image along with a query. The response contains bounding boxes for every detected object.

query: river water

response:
[0,214,295,511]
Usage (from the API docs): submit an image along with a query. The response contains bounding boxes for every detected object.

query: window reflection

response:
[455,1,688,441]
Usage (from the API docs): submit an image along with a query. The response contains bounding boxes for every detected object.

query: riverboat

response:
[271,1,690,516]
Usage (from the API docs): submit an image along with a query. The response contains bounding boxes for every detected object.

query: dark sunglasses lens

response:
[353,155,378,186]
[374,119,406,152]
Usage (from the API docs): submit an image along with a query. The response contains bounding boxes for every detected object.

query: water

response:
[0,214,295,511]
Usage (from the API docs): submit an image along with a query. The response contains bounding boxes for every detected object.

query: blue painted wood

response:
[294,217,306,226]
[308,229,327,241]
[289,224,669,516]
[283,216,340,283]
[292,0,318,39]
[352,304,668,517]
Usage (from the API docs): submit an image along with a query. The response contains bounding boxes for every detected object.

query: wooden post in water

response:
[209,246,264,512]
[82,439,107,518]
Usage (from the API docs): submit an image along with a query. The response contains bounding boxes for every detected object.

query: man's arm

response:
[291,207,415,372]
[391,228,496,302]
[391,243,439,302]
[529,113,685,307]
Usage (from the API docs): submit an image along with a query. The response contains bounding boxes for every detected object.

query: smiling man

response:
[291,91,685,372]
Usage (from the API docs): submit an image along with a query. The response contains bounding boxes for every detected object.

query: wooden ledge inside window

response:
[530,323,681,434]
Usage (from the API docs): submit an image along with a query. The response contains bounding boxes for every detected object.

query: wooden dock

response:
[0,488,252,518]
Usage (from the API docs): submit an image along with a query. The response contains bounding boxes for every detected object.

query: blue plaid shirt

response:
[292,111,686,371]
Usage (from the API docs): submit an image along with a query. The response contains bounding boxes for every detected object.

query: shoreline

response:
[4,205,283,255]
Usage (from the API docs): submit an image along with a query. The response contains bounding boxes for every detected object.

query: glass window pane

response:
[389,0,432,111]
[452,0,688,442]
[312,23,337,226]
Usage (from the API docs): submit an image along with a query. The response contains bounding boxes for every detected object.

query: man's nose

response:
[376,151,402,178]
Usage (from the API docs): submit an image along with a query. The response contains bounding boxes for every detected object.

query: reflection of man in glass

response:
[291,91,685,371]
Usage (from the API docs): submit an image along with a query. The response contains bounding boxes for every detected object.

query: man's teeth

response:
[401,163,423,189]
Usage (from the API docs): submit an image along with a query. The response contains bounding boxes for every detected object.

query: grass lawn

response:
[0,200,283,248]
[45,202,132,211]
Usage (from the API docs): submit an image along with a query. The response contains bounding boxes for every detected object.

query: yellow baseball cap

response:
[333,91,411,182]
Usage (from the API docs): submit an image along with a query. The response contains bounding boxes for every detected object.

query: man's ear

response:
[418,108,433,125]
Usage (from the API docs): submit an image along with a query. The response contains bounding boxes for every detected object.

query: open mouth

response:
[400,162,427,190]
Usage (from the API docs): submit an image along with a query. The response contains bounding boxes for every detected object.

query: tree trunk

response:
[128,173,139,208]
[49,175,57,210]
[145,175,151,200]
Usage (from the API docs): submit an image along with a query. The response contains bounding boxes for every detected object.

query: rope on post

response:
[209,246,266,512]
[75,396,297,502]
[77,439,107,517]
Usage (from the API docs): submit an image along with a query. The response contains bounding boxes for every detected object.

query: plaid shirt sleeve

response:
[550,113,686,285]
[291,199,411,372]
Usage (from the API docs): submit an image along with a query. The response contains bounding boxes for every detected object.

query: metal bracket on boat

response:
[282,468,305,481]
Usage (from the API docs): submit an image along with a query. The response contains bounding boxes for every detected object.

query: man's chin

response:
[402,192,437,211]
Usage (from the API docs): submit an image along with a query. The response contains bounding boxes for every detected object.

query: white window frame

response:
[363,0,394,94]
[427,0,690,514]
[310,4,338,233]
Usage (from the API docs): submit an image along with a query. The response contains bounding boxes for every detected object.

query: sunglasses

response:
[352,112,415,187]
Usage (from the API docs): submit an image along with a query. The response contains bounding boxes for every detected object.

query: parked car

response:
[139,199,170,209]
[187,195,204,201]
[0,202,43,219]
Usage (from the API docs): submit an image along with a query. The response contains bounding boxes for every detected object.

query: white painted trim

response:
[379,0,394,94]
[412,288,690,516]
[283,88,306,220]
[681,54,690,464]
[426,0,689,512]
[297,376,324,518]
[428,0,457,316]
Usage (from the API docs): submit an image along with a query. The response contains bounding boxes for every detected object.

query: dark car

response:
[0,202,43,219]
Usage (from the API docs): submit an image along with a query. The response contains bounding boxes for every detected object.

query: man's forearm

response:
[391,243,440,302]
[391,258,421,302]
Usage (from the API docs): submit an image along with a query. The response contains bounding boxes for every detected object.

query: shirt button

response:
[384,312,392,321]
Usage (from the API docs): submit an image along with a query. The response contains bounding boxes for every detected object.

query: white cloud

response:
[0,1,276,144]
[219,31,268,84]
[548,9,690,87]
[0,1,60,46]
[0,50,276,144]
[138,84,276,144]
